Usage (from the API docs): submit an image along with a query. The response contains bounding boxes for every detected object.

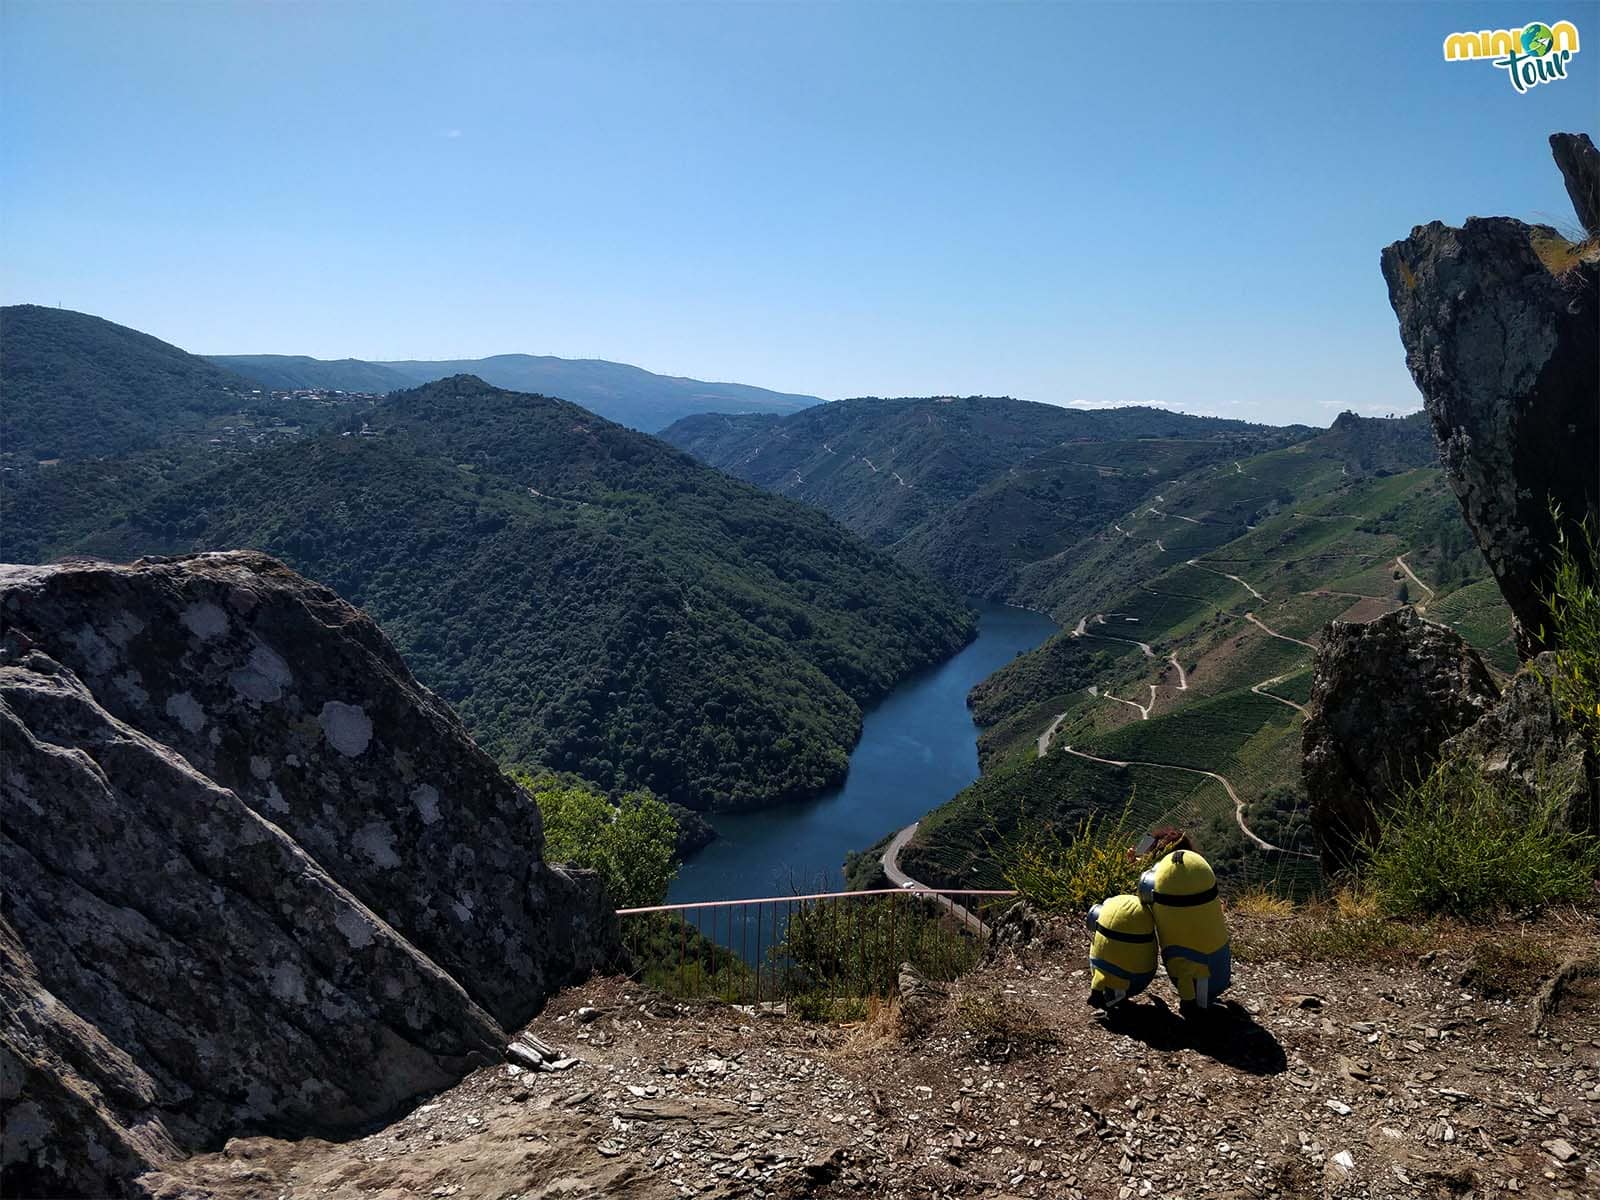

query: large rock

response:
[1441,655,1599,837]
[0,552,618,1197]
[1302,608,1498,870]
[1551,131,1600,235]
[1380,133,1599,654]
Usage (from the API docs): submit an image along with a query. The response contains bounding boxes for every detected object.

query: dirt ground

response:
[145,910,1599,1200]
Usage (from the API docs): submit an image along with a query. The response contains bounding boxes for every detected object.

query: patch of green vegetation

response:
[1543,511,1600,741]
[510,770,679,908]
[998,799,1147,913]
[1428,577,1518,672]
[1364,752,1600,919]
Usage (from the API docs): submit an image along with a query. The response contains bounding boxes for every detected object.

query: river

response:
[667,602,1058,905]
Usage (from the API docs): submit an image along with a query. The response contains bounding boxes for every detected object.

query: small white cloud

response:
[443,128,463,139]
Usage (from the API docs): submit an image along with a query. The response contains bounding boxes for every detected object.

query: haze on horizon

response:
[2,1,1594,425]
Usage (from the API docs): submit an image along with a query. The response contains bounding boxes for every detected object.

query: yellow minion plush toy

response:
[1138,849,1231,1009]
[1086,894,1157,1009]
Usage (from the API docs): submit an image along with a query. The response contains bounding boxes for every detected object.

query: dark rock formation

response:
[1442,655,1599,838]
[1380,133,1599,654]
[1551,131,1600,235]
[1,552,618,1197]
[1302,609,1499,870]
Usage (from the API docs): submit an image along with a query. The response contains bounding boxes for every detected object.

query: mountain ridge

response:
[208,349,822,431]
[1,305,976,814]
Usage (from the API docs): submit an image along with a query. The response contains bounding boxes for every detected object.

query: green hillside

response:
[0,305,272,461]
[661,396,1308,595]
[205,354,413,393]
[52,375,973,812]
[877,413,1512,897]
[212,351,821,432]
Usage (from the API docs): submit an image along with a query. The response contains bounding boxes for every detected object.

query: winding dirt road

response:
[1395,553,1434,612]
[1059,745,1303,856]
[1251,672,1310,715]
[1244,612,1316,650]
[1188,559,1266,602]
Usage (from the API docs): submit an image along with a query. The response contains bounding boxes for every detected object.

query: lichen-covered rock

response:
[0,552,619,1197]
[1380,133,1599,654]
[1302,608,1499,870]
[1441,655,1599,837]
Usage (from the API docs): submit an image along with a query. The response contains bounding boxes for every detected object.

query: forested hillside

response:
[1,305,267,460]
[661,397,1308,596]
[2,309,975,813]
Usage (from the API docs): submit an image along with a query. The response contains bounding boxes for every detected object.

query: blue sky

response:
[2,2,1595,424]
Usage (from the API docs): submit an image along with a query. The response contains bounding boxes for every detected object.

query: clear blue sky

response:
[3,2,1595,424]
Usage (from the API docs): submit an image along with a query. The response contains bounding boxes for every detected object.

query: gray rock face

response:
[1551,131,1600,235]
[1441,655,1599,838]
[1302,609,1499,870]
[0,552,618,1197]
[1379,134,1599,654]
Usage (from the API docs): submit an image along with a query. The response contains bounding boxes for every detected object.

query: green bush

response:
[1543,509,1600,742]
[1363,753,1599,919]
[510,769,680,908]
[999,799,1148,914]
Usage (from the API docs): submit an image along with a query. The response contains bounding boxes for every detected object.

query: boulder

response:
[1302,608,1498,870]
[1380,133,1599,654]
[1441,655,1599,837]
[0,552,619,1197]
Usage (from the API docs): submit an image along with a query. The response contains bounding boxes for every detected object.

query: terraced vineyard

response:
[883,413,1513,900]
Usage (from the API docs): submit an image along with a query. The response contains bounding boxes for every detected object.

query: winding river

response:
[667,602,1058,904]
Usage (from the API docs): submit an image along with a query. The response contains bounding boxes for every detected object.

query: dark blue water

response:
[667,603,1058,904]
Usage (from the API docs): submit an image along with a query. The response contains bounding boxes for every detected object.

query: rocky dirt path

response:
[157,915,1600,1200]
[1395,553,1435,612]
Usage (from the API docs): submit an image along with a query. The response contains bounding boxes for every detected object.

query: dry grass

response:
[1458,936,1559,999]
[1228,889,1296,919]
[1530,230,1600,275]
[954,989,1058,1061]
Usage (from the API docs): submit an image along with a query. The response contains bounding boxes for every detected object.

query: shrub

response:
[1362,753,1599,919]
[1542,509,1600,741]
[509,768,680,908]
[999,798,1149,913]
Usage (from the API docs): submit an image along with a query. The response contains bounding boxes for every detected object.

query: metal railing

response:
[615,888,1016,1007]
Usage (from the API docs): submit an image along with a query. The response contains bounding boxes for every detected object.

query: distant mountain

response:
[208,350,821,431]
[1,305,260,460]
[6,345,974,811]
[662,397,1310,597]
[204,354,415,394]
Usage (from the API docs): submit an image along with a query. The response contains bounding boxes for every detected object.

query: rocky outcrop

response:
[1380,133,1599,654]
[1441,656,1599,837]
[1301,609,1499,870]
[1551,131,1600,235]
[0,552,618,1197]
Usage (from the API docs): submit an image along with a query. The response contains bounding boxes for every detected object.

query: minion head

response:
[1137,867,1158,908]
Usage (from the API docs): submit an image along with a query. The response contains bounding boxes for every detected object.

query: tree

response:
[508,769,680,908]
